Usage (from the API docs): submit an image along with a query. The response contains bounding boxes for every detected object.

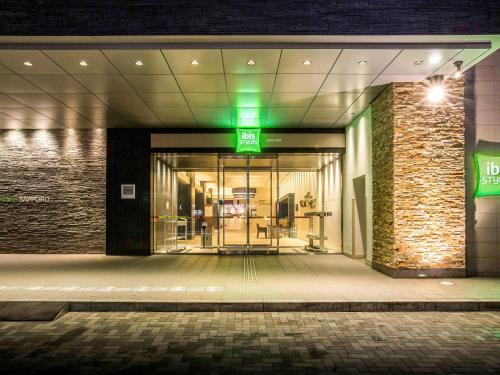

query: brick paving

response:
[0,312,498,374]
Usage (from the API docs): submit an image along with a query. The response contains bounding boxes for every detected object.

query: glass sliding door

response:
[248,155,278,252]
[218,154,279,253]
[219,155,248,251]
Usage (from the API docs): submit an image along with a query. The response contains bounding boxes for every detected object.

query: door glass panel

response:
[248,156,278,250]
[220,156,248,248]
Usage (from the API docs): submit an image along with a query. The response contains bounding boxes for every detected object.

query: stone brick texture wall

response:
[0,1,498,35]
[0,129,106,253]
[372,80,466,271]
[372,88,395,267]
[465,50,500,276]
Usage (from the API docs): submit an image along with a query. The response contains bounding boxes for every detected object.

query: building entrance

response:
[152,153,342,255]
[219,154,278,254]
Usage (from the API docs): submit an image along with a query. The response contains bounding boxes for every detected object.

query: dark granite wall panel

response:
[106,129,150,256]
[0,129,106,253]
[0,1,498,36]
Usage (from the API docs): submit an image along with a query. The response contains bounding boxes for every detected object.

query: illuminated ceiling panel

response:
[0,44,493,129]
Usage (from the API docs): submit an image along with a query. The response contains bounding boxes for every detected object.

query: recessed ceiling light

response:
[79,60,88,66]
[135,60,144,66]
[23,61,32,67]
[247,59,256,66]
[191,60,199,65]
[303,60,312,65]
[357,60,367,65]
[417,274,426,277]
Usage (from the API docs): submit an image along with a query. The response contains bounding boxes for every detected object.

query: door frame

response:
[217,153,279,254]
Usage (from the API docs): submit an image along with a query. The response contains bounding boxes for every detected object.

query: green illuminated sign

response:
[474,152,500,197]
[236,128,261,153]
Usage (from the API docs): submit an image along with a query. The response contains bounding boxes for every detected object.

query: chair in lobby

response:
[256,223,268,238]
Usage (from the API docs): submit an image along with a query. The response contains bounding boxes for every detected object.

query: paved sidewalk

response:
[0,254,499,305]
[0,311,499,374]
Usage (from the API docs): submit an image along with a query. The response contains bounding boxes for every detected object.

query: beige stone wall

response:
[372,87,395,267]
[372,80,465,272]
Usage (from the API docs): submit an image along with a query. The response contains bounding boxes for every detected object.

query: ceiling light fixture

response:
[357,60,367,65]
[135,60,144,66]
[247,59,256,66]
[453,60,463,79]
[426,75,445,103]
[429,52,442,65]
[191,60,199,65]
[413,60,424,65]
[303,60,312,65]
[79,60,88,66]
[23,61,32,66]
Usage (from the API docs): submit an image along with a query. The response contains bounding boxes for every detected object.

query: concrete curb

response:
[1,301,498,321]
[63,300,500,313]
[0,301,69,321]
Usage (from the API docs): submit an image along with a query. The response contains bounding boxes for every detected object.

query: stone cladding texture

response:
[0,129,106,253]
[372,80,465,270]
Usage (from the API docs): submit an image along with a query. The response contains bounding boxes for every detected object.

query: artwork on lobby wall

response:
[474,152,500,197]
[299,192,316,209]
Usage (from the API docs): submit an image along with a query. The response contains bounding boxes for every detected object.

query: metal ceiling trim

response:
[0,42,491,50]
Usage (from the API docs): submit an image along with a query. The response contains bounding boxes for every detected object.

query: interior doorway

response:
[352,175,367,258]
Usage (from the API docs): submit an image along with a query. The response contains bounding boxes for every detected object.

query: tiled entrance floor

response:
[0,254,498,303]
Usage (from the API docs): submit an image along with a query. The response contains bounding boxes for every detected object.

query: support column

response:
[372,79,465,278]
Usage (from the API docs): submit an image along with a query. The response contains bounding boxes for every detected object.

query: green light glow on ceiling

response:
[231,93,267,128]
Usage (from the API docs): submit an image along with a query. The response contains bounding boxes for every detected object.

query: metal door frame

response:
[217,154,279,254]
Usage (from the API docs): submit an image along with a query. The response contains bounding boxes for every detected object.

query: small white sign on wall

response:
[121,184,136,199]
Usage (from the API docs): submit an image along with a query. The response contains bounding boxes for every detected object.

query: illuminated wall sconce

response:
[426,74,445,103]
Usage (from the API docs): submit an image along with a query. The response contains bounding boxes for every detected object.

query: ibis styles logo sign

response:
[236,128,261,153]
[474,153,500,197]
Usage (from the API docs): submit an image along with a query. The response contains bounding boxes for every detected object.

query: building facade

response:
[0,1,499,277]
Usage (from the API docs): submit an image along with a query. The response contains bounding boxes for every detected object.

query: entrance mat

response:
[0,302,68,321]
[65,301,500,312]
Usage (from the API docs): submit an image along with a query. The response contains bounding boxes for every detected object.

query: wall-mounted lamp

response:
[426,74,445,103]
[453,60,463,79]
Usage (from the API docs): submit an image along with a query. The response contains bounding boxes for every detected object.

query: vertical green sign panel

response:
[236,128,261,153]
[474,152,500,197]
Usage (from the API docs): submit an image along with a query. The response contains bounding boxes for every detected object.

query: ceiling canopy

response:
[0,42,492,129]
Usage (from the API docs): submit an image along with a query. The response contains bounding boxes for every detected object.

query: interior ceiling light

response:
[426,75,445,103]
[357,60,367,65]
[303,60,312,65]
[23,61,32,66]
[413,60,424,65]
[247,59,256,66]
[79,60,88,66]
[191,60,199,65]
[453,60,463,78]
[135,60,144,66]
[440,281,454,286]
